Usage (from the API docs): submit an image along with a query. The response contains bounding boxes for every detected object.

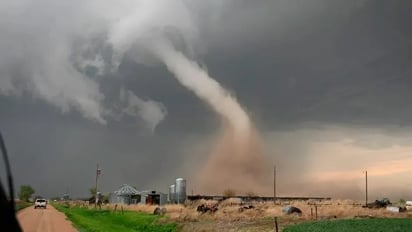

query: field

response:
[54,205,177,232]
[58,199,412,231]
[114,199,412,231]
[16,201,33,211]
[283,218,412,232]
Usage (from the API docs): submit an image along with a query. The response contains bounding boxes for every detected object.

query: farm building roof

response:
[114,184,139,196]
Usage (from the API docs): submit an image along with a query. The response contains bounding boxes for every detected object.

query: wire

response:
[0,131,16,214]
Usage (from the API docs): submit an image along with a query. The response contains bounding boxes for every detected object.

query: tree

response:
[246,191,258,197]
[102,193,109,204]
[223,189,236,198]
[34,195,43,200]
[18,185,35,202]
[89,187,97,197]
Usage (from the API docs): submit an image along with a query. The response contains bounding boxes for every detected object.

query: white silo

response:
[169,184,176,203]
[175,178,186,204]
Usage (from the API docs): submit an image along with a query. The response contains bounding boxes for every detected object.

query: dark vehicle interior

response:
[0,131,22,231]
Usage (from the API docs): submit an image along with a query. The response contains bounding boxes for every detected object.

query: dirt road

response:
[17,205,78,232]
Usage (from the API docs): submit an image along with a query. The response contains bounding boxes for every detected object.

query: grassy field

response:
[16,202,32,211]
[55,205,177,232]
[57,200,412,231]
[283,218,412,232]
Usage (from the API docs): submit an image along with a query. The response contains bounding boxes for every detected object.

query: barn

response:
[109,184,140,205]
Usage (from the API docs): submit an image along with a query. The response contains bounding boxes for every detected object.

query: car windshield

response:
[36,199,46,202]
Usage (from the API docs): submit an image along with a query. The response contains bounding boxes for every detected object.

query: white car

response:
[34,199,47,209]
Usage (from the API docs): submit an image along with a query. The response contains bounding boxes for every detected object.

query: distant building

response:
[109,184,140,205]
[62,193,70,201]
[139,190,167,205]
[108,184,167,205]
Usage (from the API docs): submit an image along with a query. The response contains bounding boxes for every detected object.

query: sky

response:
[0,0,412,200]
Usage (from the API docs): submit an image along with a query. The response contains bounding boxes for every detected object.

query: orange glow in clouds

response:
[307,140,412,182]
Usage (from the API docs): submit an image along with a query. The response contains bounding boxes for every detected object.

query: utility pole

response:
[273,165,276,204]
[94,163,101,208]
[365,170,368,207]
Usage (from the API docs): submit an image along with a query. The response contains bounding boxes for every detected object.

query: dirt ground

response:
[112,199,412,232]
[17,204,77,232]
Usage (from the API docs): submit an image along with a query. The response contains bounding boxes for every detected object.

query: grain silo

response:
[169,184,176,203]
[175,178,186,204]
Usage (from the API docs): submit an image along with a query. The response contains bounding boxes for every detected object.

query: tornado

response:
[152,40,269,195]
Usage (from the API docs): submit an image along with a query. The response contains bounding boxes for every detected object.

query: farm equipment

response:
[283,206,302,215]
[197,204,218,214]
[238,205,255,212]
[365,198,391,208]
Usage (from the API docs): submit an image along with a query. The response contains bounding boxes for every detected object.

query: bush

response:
[246,191,258,197]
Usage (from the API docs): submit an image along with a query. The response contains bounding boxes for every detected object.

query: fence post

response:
[274,216,279,232]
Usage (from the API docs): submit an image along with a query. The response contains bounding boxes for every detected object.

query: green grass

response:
[283,218,412,232]
[15,202,32,211]
[55,205,177,232]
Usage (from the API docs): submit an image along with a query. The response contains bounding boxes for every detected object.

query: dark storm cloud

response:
[1,0,412,198]
[201,0,412,129]
[1,96,210,197]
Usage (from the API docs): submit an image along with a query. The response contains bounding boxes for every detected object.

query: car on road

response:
[34,199,47,209]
